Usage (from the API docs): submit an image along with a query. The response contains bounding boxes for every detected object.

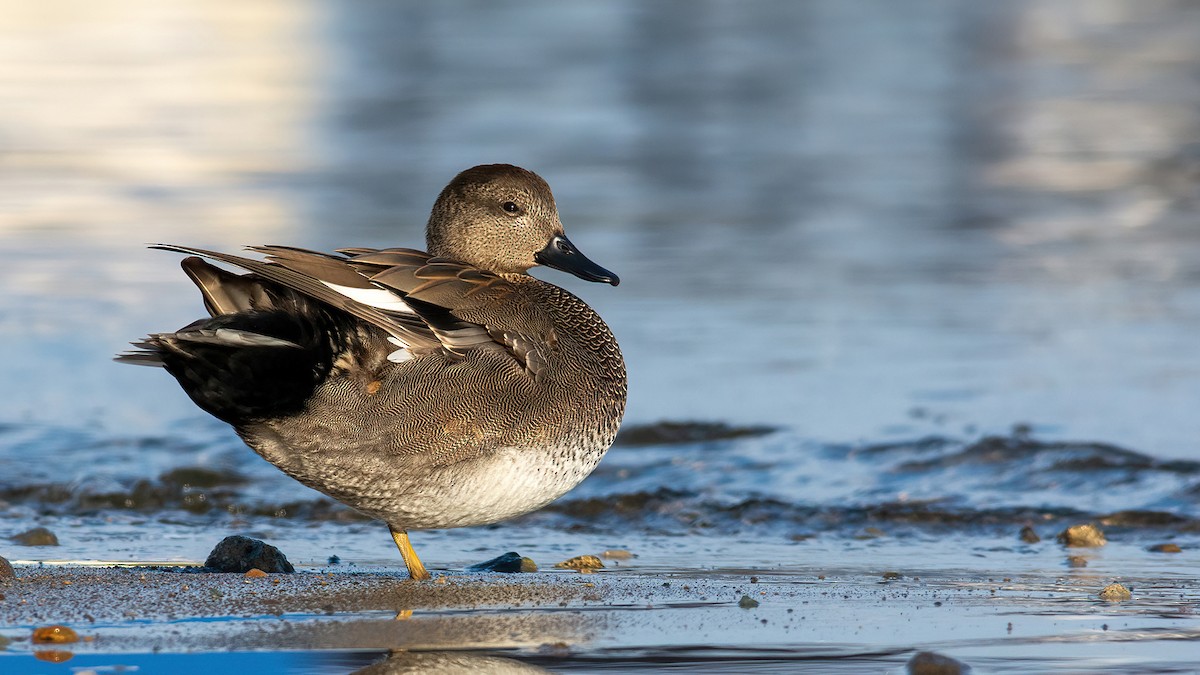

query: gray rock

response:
[204,535,294,573]
[468,552,537,573]
[0,555,14,581]
[12,527,58,546]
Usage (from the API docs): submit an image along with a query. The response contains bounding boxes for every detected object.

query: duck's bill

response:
[535,235,620,286]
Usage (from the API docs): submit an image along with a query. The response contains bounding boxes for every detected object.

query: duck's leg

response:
[389,526,431,580]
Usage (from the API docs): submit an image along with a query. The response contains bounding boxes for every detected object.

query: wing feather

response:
[152,244,548,374]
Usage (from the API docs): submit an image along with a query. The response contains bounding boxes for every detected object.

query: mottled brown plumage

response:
[118,164,627,579]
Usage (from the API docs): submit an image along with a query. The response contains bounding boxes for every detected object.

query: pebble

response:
[907,650,970,674]
[554,555,604,570]
[203,535,294,573]
[1018,526,1040,543]
[1099,583,1131,601]
[1148,543,1182,553]
[244,568,268,579]
[1056,524,1106,548]
[738,594,759,609]
[12,527,59,547]
[0,555,14,581]
[468,552,538,573]
[32,625,78,644]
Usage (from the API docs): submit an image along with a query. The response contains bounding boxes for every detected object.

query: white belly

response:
[354,446,602,530]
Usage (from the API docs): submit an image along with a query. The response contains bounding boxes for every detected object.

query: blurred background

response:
[1,0,1199,506]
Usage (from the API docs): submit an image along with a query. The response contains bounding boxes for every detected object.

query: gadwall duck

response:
[118,164,627,579]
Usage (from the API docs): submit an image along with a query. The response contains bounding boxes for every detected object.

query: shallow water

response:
[1,0,1200,671]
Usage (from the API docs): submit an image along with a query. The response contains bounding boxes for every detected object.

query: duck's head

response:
[426,164,619,286]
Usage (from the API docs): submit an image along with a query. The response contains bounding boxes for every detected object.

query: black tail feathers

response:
[120,310,342,425]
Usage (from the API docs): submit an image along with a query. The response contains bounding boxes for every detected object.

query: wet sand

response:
[3,0,1200,671]
[1,554,1198,672]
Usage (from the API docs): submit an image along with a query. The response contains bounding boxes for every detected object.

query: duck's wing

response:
[342,249,553,379]
[151,244,441,360]
[152,244,547,375]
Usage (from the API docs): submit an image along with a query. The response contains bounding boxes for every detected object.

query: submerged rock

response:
[1057,524,1106,547]
[738,594,759,609]
[1018,526,1040,543]
[12,527,58,546]
[0,555,14,581]
[1099,583,1132,601]
[614,420,775,447]
[468,552,537,573]
[159,466,247,488]
[554,555,604,570]
[1067,556,1089,568]
[1148,543,1182,553]
[203,535,294,574]
[908,650,970,674]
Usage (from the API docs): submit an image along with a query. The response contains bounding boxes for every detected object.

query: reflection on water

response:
[348,650,549,675]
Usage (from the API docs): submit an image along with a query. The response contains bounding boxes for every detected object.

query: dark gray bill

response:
[535,235,620,286]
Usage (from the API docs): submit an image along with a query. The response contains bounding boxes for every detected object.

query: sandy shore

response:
[1,557,1198,672]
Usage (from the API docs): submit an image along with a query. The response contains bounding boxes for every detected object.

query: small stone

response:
[1057,524,1106,548]
[554,555,604,570]
[243,568,268,579]
[1148,543,1182,553]
[1018,526,1040,543]
[204,535,294,573]
[907,650,970,674]
[0,555,14,581]
[468,552,538,573]
[327,555,341,565]
[1067,556,1089,568]
[1099,583,1131,601]
[738,594,759,609]
[882,571,903,580]
[32,625,78,644]
[12,527,59,547]
[600,549,636,560]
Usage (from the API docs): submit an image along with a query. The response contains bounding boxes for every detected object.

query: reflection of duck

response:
[120,165,627,579]
[351,650,550,674]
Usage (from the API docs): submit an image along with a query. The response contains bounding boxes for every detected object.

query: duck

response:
[118,164,627,580]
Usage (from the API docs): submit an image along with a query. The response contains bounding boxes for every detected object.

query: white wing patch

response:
[386,336,416,363]
[177,328,302,348]
[322,281,415,314]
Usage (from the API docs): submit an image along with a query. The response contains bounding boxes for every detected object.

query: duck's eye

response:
[501,201,521,214]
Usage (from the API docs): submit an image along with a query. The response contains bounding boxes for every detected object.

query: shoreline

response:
[1,558,1197,672]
